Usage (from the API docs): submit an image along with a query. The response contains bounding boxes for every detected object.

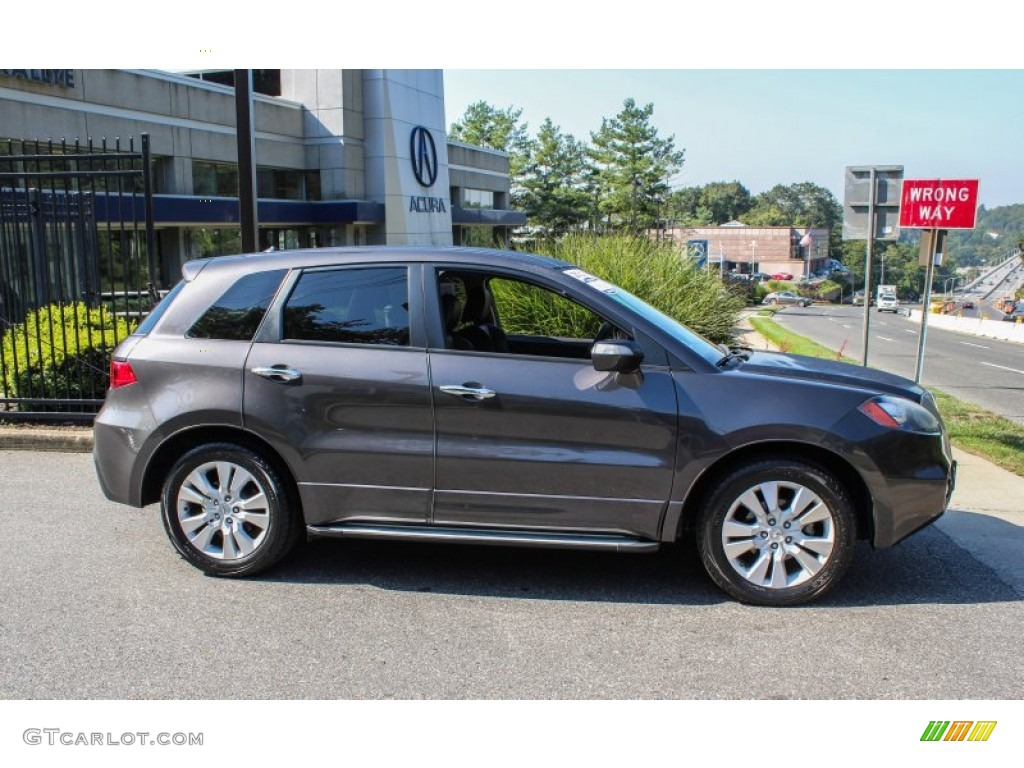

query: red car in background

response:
[770,272,793,281]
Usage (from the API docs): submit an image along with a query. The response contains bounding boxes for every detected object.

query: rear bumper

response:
[93,419,145,506]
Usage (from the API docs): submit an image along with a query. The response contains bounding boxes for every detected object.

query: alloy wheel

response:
[175,460,271,561]
[719,479,836,590]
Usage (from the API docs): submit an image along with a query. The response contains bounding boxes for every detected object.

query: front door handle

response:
[440,384,496,401]
[252,365,302,383]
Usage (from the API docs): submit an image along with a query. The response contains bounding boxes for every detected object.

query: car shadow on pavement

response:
[253,525,1020,608]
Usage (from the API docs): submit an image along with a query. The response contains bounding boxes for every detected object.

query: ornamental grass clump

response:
[530,234,744,345]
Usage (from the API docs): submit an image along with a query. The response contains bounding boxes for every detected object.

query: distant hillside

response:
[947,204,1024,265]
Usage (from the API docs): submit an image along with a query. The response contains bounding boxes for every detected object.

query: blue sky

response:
[444,70,1024,209]
[37,1,1021,209]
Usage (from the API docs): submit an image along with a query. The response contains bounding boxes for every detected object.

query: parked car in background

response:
[93,246,955,607]
[852,290,874,307]
[770,272,794,281]
[763,290,812,307]
[1002,305,1024,322]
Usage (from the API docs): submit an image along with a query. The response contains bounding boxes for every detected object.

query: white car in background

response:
[877,293,899,313]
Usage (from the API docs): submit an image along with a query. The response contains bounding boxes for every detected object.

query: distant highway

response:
[770,304,1024,425]
[943,253,1022,319]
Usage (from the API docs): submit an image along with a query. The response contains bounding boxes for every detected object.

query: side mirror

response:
[591,340,644,373]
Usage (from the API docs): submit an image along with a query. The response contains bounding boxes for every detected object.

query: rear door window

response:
[282,267,410,346]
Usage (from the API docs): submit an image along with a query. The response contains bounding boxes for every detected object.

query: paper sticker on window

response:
[564,268,617,295]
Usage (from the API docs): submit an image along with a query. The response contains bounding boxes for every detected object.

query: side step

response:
[306,523,659,553]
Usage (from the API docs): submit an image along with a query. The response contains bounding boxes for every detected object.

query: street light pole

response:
[234,69,259,253]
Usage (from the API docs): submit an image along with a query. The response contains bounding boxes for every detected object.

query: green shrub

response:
[753,283,772,304]
[527,234,744,344]
[1,303,137,403]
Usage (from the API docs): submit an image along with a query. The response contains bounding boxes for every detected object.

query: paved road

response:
[1,451,1021,699]
[963,256,1023,318]
[771,304,1024,424]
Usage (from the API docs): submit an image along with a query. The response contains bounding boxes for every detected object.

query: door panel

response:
[245,344,433,526]
[430,351,677,539]
[243,265,432,527]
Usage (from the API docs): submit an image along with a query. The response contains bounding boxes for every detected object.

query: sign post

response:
[914,230,942,384]
[898,179,979,383]
[843,165,903,366]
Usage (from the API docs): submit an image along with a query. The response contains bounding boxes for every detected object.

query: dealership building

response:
[663,222,831,279]
[0,68,524,286]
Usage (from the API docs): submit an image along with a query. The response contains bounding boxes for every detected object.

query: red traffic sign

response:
[899,179,979,229]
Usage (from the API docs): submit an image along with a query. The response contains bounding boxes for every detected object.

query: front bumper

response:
[866,440,955,549]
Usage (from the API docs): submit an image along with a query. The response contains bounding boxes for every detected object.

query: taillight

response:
[109,360,138,388]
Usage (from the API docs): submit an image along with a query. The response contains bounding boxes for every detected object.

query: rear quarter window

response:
[188,269,287,340]
[134,280,185,335]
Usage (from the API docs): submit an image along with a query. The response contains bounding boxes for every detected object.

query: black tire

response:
[160,443,300,577]
[697,459,856,606]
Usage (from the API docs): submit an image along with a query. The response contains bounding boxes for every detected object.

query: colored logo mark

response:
[921,721,997,742]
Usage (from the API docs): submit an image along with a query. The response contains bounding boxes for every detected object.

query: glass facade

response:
[193,162,309,201]
[192,161,239,198]
[184,69,282,97]
[461,188,495,209]
[256,168,305,200]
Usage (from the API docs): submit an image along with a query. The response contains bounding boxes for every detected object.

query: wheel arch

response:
[674,441,873,542]
[141,426,303,522]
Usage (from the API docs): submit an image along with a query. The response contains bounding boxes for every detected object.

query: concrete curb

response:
[0,426,93,453]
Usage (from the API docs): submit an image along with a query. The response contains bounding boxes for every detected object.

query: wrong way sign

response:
[898,179,979,229]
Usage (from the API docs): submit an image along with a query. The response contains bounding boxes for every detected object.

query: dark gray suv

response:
[94,247,955,606]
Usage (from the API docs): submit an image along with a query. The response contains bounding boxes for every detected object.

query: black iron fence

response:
[0,135,156,421]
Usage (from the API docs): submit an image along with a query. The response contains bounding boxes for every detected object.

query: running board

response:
[306,523,659,553]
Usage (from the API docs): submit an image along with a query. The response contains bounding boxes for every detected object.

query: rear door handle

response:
[440,384,496,401]
[252,365,302,383]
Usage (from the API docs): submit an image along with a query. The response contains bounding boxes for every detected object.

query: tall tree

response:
[448,100,531,178]
[518,118,592,237]
[587,98,685,232]
[742,182,841,229]
[699,181,754,224]
[664,186,706,226]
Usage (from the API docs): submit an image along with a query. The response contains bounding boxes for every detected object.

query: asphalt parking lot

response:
[1,450,1021,700]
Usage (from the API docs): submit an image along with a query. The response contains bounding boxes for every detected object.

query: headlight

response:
[858,396,941,434]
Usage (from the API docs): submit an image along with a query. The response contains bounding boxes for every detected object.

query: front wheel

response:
[161,443,300,577]
[697,460,856,606]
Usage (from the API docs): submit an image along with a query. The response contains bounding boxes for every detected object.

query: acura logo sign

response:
[410,126,438,188]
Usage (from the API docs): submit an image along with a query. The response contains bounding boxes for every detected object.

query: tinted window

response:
[134,280,185,335]
[283,267,410,346]
[188,269,286,340]
[490,277,603,340]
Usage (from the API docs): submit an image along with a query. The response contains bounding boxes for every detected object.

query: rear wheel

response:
[161,443,300,577]
[697,460,856,606]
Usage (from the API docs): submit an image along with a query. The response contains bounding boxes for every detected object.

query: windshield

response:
[562,268,725,366]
